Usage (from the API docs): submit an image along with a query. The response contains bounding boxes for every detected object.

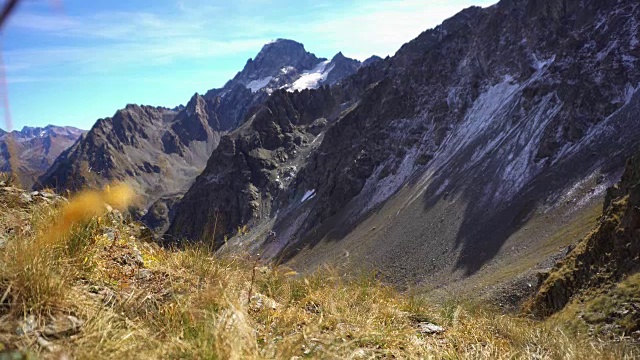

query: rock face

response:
[37,104,220,210]
[39,39,367,234]
[0,125,85,188]
[167,0,640,290]
[529,153,640,317]
[225,39,368,95]
[166,86,349,245]
[323,52,363,86]
[362,55,384,68]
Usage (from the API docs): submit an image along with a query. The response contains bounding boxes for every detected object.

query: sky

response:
[1,0,496,131]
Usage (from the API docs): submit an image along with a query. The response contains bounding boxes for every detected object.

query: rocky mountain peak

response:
[236,39,322,84]
[14,125,82,139]
[185,93,204,113]
[254,39,318,64]
[19,126,43,137]
[322,51,362,86]
[362,55,383,67]
[331,51,347,61]
[0,125,85,188]
[3,125,84,141]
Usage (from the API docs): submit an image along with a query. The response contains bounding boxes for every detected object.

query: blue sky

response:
[1,0,495,131]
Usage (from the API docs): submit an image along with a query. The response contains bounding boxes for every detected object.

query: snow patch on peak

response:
[288,60,334,92]
[246,76,274,93]
[531,54,556,71]
[301,189,316,202]
[281,66,296,74]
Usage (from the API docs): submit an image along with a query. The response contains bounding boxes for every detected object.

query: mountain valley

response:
[167,0,640,298]
[1,0,639,357]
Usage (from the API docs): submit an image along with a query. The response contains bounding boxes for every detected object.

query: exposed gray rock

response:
[135,269,152,281]
[416,322,444,335]
[18,193,31,204]
[323,52,361,86]
[362,55,383,68]
[132,246,144,267]
[42,315,83,339]
[141,195,182,237]
[247,292,279,312]
[36,336,60,352]
[15,315,36,336]
[103,228,116,242]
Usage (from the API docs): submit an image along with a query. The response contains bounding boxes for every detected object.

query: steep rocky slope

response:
[38,40,367,232]
[37,104,219,210]
[166,86,352,245]
[167,0,640,293]
[528,153,640,337]
[0,125,85,188]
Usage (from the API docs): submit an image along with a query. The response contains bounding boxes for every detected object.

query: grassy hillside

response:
[0,186,637,359]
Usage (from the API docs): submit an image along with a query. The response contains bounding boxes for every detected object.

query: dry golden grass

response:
[0,188,637,359]
[0,184,135,314]
[0,172,18,187]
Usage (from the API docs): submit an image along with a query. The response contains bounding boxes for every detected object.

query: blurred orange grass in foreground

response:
[42,183,136,245]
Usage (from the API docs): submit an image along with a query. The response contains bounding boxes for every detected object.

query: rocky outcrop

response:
[141,195,182,237]
[166,86,345,245]
[529,153,640,317]
[0,125,85,188]
[362,55,383,68]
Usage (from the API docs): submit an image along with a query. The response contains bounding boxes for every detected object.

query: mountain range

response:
[8,0,639,312]
[0,125,85,188]
[36,39,377,233]
[166,0,640,301]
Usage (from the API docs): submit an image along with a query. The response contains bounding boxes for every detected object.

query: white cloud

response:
[305,0,498,59]
[9,10,204,40]
[4,0,498,80]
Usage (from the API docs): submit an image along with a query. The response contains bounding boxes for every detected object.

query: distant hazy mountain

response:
[0,125,85,188]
